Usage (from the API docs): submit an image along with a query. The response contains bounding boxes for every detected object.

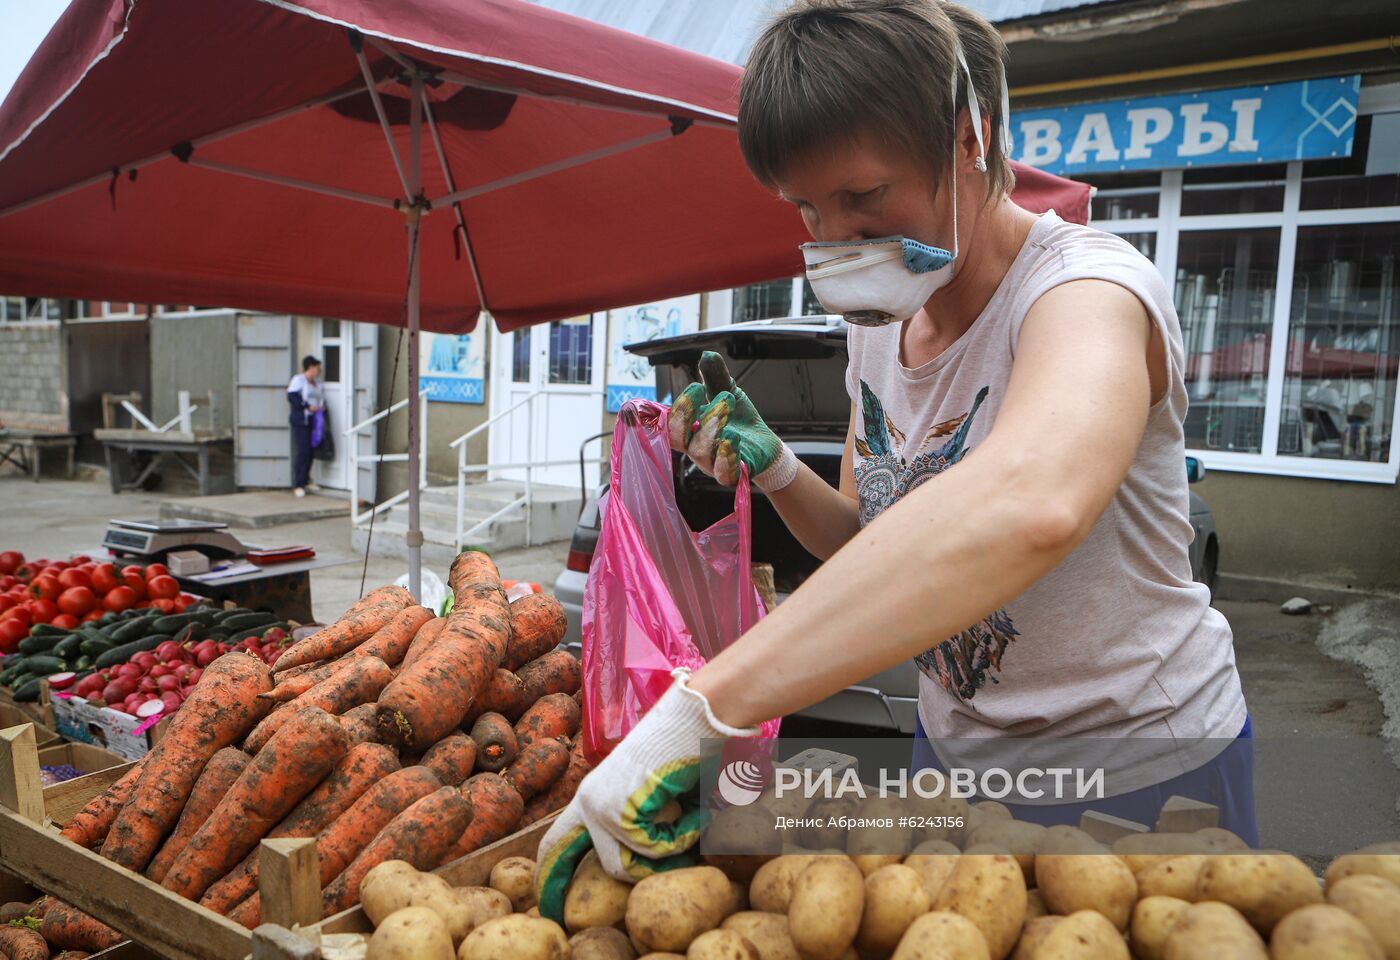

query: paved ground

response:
[3,474,1396,856]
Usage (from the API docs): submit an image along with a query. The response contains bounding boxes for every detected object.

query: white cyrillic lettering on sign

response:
[1179,103,1230,157]
[1125,108,1173,160]
[1066,113,1120,164]
[1020,119,1062,167]
[1230,98,1263,152]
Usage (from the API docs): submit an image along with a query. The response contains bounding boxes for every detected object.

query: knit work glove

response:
[667,351,798,493]
[535,669,758,923]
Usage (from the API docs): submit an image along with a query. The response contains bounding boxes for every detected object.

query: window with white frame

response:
[1086,106,1400,483]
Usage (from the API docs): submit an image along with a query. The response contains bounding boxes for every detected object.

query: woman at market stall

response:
[539,0,1252,903]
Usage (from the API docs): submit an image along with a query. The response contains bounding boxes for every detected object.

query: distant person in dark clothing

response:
[287,355,324,497]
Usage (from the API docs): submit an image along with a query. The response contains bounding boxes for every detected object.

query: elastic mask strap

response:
[1000,72,1013,157]
[956,46,987,170]
[806,247,904,280]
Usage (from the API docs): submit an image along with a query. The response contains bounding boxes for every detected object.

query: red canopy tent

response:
[0,0,1090,593]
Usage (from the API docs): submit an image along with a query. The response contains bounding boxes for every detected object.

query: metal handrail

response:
[344,388,428,438]
[447,391,534,450]
[347,388,429,526]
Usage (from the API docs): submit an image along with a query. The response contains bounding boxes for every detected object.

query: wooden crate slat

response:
[316,814,557,935]
[42,761,136,825]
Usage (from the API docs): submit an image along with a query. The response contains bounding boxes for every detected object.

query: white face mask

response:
[799,46,1006,327]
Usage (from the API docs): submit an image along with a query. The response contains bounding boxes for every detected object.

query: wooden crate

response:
[0,703,60,747]
[1,721,561,959]
[0,685,56,729]
[317,814,557,935]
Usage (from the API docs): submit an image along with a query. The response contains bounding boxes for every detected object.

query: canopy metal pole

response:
[405,71,424,600]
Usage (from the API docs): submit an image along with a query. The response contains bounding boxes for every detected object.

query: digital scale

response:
[101,518,247,561]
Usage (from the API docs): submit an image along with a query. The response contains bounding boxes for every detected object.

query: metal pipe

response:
[355,45,414,200]
[186,158,401,210]
[421,86,491,313]
[1010,35,1400,99]
[431,128,673,207]
[405,72,424,601]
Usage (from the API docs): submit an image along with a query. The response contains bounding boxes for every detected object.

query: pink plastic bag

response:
[580,399,779,760]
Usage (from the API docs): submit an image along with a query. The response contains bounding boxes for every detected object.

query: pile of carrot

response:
[47,551,593,942]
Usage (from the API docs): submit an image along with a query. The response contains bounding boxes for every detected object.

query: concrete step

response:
[354,481,580,557]
[161,490,349,528]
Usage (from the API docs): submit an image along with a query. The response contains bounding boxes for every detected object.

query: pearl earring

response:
[974,156,987,173]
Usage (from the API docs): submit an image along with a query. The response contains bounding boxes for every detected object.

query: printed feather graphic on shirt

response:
[853,381,1018,703]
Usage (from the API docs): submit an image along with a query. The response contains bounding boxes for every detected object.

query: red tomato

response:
[0,576,13,590]
[57,568,92,591]
[102,585,136,612]
[51,613,78,630]
[0,597,12,615]
[57,586,97,617]
[0,551,22,575]
[39,565,63,581]
[91,563,119,595]
[81,610,104,623]
[27,575,60,601]
[135,600,152,609]
[27,598,58,623]
[14,563,36,582]
[152,598,176,614]
[3,606,32,627]
[121,571,147,601]
[144,562,170,580]
[71,554,91,564]
[173,597,191,612]
[0,618,26,653]
[147,574,179,600]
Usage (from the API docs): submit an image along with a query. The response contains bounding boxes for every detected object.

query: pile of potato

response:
[349,796,1400,960]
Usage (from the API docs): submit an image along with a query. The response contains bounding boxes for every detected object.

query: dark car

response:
[554,316,1220,733]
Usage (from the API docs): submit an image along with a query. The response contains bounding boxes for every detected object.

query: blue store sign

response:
[1013,75,1360,176]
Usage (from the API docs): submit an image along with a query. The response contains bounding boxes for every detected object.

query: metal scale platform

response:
[101,518,246,561]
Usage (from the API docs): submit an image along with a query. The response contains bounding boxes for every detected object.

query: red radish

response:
[266,648,283,665]
[150,664,171,678]
[86,693,105,707]
[46,671,76,690]
[156,674,180,693]
[187,668,203,685]
[117,662,143,679]
[173,664,193,681]
[155,640,184,661]
[102,678,135,702]
[138,677,158,694]
[195,646,221,667]
[132,652,158,671]
[159,691,183,712]
[263,627,287,645]
[136,699,165,719]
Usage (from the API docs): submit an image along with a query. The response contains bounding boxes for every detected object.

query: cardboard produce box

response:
[50,693,172,762]
[0,703,61,748]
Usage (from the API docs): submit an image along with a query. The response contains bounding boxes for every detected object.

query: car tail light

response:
[566,550,593,573]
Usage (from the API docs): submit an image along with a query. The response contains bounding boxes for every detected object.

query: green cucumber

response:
[213,607,254,623]
[74,655,94,671]
[0,662,27,686]
[79,635,115,657]
[150,612,202,634]
[6,671,35,690]
[13,678,42,702]
[23,655,65,675]
[109,616,159,645]
[29,623,69,638]
[221,611,277,631]
[93,634,171,669]
[17,633,58,655]
[52,634,84,661]
[230,621,289,642]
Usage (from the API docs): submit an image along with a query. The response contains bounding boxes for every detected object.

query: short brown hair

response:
[738,0,1013,200]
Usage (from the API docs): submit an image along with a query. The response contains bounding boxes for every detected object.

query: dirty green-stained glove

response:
[667,351,798,492]
[534,668,758,924]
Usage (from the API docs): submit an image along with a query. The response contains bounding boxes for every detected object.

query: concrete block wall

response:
[0,322,67,431]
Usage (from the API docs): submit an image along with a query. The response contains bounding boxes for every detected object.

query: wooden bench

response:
[0,429,77,481]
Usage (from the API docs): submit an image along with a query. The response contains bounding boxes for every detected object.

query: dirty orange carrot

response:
[39,899,122,952]
[272,587,414,673]
[398,616,446,672]
[476,668,528,722]
[0,923,52,959]
[514,693,581,750]
[101,653,274,871]
[244,655,392,753]
[146,747,251,882]
[504,593,569,670]
[468,712,518,773]
[520,740,593,827]
[58,754,149,849]
[198,742,399,915]
[420,734,477,787]
[338,702,380,745]
[516,649,581,702]
[376,552,510,750]
[258,658,354,703]
[503,737,571,802]
[320,785,473,917]
[440,773,525,865]
[163,707,349,901]
[225,765,442,929]
[344,605,434,668]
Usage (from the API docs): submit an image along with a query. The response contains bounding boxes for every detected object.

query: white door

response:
[489,316,605,487]
[313,319,351,491]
